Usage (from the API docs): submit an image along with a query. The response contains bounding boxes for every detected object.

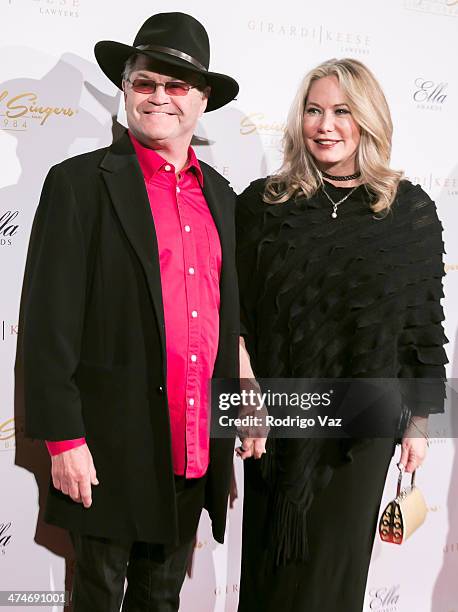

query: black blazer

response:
[18,131,239,545]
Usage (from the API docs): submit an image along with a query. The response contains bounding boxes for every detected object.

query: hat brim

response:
[94,41,239,112]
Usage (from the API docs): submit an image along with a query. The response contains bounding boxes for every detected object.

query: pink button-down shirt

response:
[47,132,222,479]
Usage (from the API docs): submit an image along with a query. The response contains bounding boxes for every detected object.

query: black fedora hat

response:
[94,12,239,112]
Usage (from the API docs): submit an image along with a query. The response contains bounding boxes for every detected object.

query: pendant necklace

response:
[321,184,359,219]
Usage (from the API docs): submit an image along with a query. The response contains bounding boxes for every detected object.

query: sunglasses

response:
[125,78,198,96]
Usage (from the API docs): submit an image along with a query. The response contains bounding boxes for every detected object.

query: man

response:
[19,12,240,611]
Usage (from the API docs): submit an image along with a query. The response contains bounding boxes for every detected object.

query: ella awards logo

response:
[413,78,448,112]
[0,211,19,246]
[0,90,78,131]
[0,522,12,555]
[367,584,400,611]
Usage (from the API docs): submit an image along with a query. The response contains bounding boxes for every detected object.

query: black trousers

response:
[70,476,206,612]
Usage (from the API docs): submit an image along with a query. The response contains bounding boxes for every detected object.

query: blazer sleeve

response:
[397,185,448,416]
[20,163,88,440]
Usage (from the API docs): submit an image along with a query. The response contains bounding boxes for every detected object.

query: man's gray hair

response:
[121,45,150,83]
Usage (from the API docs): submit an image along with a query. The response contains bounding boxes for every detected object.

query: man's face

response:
[123,55,209,148]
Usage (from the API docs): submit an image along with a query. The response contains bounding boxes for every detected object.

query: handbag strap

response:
[396,468,416,497]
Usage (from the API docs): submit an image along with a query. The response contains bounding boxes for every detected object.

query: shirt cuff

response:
[45,438,86,456]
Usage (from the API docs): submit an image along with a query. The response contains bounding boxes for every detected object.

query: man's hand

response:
[51,443,99,508]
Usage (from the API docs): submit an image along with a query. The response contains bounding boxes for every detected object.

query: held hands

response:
[236,437,266,460]
[236,336,268,460]
[51,443,99,508]
[399,416,429,473]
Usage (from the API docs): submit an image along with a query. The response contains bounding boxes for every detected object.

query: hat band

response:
[136,44,207,72]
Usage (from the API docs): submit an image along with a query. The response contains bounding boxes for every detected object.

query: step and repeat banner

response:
[1,1,458,610]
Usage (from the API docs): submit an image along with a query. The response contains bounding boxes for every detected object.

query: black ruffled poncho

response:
[236,178,448,565]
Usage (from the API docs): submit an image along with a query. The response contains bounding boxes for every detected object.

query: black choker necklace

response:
[322,170,361,181]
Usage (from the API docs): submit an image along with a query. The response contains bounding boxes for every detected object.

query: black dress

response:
[235,179,447,612]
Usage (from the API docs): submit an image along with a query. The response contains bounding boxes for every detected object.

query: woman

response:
[236,58,447,612]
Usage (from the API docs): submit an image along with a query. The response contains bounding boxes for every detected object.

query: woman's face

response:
[303,75,361,175]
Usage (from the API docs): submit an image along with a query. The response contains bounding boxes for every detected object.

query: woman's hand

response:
[399,416,429,473]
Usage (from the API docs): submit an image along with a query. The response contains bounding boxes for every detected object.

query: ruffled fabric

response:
[236,178,448,565]
[236,179,447,394]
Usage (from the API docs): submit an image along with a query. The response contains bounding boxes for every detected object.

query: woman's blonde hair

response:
[264,58,403,213]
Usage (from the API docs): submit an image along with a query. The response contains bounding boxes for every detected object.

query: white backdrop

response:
[1,1,458,610]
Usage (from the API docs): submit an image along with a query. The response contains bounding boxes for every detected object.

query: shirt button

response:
[191,354,197,362]
[176,186,181,194]
[188,267,195,275]
[191,310,198,318]
[164,164,171,171]
[189,398,195,406]
[184,225,191,232]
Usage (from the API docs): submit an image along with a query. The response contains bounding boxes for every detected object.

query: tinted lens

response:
[164,82,191,96]
[131,79,156,94]
[130,80,192,96]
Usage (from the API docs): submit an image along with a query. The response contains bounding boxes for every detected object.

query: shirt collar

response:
[128,130,204,187]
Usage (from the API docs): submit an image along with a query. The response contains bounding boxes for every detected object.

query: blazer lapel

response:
[201,167,229,274]
[201,167,234,338]
[99,132,166,352]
